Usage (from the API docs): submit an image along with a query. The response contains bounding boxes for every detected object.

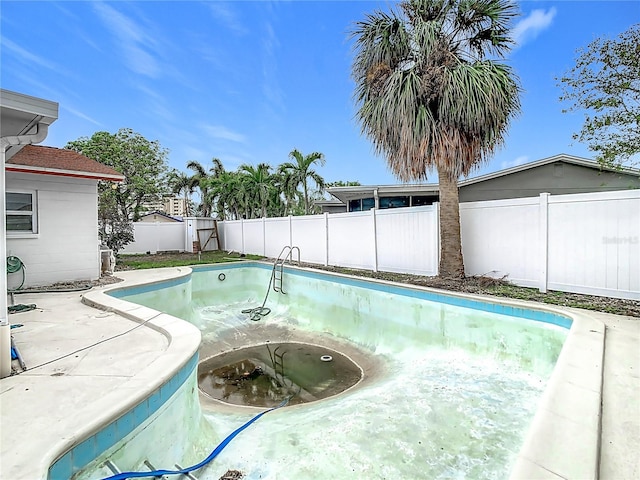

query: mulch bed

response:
[304,264,640,318]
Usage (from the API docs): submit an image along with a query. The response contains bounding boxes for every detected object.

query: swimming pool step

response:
[144,459,170,478]
[104,460,121,475]
[103,459,198,479]
[174,463,199,480]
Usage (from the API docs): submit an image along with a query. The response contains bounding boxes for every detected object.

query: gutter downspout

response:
[1,123,49,379]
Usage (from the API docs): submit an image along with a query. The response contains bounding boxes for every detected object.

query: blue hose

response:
[100,397,290,480]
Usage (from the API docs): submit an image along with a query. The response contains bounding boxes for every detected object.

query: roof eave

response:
[460,154,640,187]
[5,164,124,182]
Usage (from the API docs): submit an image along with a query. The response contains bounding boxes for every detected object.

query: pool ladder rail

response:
[272,245,300,294]
[266,344,290,389]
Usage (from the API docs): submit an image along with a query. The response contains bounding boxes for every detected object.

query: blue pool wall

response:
[47,353,199,480]
[112,262,572,375]
[111,262,572,329]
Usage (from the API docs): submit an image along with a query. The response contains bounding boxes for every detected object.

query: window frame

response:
[6,190,38,236]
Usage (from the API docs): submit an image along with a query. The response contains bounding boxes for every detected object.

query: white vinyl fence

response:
[219,190,639,300]
[220,205,440,277]
[121,217,220,254]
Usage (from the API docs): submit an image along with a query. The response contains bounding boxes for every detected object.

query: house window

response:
[361,197,375,211]
[348,197,375,212]
[412,195,439,206]
[6,191,37,234]
[379,196,409,209]
[349,199,362,212]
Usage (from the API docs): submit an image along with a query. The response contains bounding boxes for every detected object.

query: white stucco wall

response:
[6,172,100,288]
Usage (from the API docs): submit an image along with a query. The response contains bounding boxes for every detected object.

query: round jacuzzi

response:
[198,342,363,408]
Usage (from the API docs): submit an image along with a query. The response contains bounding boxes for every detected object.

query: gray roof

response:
[326,154,639,203]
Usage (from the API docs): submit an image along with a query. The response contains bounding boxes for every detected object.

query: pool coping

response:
[88,263,604,480]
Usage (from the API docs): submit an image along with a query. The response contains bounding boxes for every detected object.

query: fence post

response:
[539,193,550,293]
[185,218,191,253]
[372,208,378,272]
[324,212,329,266]
[434,202,440,275]
[289,215,293,248]
[262,217,266,256]
[241,218,245,255]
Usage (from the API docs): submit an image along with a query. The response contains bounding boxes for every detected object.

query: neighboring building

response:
[139,198,165,215]
[322,154,640,213]
[138,211,183,223]
[314,199,351,214]
[164,196,188,217]
[5,144,124,287]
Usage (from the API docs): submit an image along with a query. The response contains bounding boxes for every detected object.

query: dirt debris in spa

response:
[198,342,363,408]
[219,470,243,480]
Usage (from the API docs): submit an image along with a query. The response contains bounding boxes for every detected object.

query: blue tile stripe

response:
[48,353,198,480]
[108,273,191,298]
[194,263,573,329]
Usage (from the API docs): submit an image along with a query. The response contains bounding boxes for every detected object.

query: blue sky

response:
[1,1,637,186]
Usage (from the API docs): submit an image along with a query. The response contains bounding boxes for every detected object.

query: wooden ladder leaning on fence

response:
[195,220,220,253]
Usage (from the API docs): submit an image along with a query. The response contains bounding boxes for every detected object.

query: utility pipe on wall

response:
[0,124,49,378]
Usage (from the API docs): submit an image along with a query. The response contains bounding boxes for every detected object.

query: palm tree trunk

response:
[437,164,465,278]
[303,182,309,215]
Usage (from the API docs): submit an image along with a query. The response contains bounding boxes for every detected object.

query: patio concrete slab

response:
[593,310,640,480]
[0,268,200,480]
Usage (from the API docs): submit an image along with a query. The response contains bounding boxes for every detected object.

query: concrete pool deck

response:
[0,267,638,479]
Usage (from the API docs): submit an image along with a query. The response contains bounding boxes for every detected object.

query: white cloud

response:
[203,125,246,143]
[207,3,248,36]
[261,21,285,115]
[92,3,160,78]
[220,153,251,171]
[181,146,209,163]
[512,8,557,49]
[0,36,61,71]
[62,105,103,127]
[500,155,529,170]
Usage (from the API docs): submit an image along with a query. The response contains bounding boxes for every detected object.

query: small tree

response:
[66,128,169,221]
[98,185,134,253]
[559,24,640,168]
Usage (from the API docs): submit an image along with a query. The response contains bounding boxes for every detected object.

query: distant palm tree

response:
[351,0,521,277]
[187,158,224,217]
[279,149,326,215]
[239,163,273,218]
[167,170,194,216]
[207,170,244,220]
[269,168,297,216]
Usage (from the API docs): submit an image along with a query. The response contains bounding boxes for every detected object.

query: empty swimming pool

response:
[97,262,570,480]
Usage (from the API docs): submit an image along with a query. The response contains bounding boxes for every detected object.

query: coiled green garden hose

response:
[7,256,26,290]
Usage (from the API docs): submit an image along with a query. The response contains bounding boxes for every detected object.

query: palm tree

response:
[271,168,299,216]
[351,0,521,278]
[187,158,224,217]
[206,170,244,220]
[238,163,274,218]
[279,149,326,215]
[167,170,194,216]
